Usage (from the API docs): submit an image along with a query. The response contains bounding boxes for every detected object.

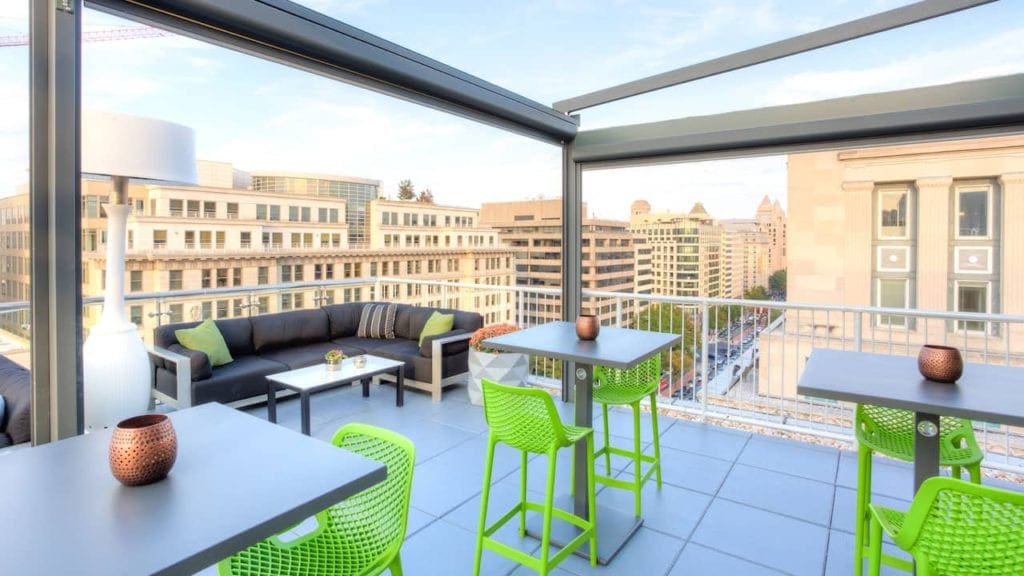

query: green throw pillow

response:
[175,319,234,367]
[419,312,455,345]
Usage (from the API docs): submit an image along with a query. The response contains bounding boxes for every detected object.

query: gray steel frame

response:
[85,0,577,143]
[554,0,995,113]
[30,0,83,443]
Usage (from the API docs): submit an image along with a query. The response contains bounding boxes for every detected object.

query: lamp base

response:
[83,321,152,432]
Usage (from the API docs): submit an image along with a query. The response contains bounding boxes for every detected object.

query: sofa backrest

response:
[406,305,483,339]
[154,317,255,357]
[0,354,31,445]
[250,308,330,353]
[323,303,365,339]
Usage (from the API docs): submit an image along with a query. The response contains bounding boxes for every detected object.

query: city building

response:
[755,195,787,275]
[0,162,517,344]
[479,198,646,326]
[719,219,770,298]
[629,201,723,299]
[760,134,1024,397]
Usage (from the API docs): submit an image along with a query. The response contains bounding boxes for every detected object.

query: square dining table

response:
[798,348,1024,490]
[0,402,386,575]
[484,321,680,564]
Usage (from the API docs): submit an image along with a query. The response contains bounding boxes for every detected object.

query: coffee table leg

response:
[362,378,370,398]
[397,366,404,407]
[267,380,277,423]
[300,391,311,436]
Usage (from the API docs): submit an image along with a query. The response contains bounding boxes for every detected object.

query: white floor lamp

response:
[82,110,196,431]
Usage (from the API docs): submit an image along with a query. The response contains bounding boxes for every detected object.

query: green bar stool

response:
[868,476,1024,576]
[592,354,663,517]
[473,378,597,576]
[218,423,416,576]
[853,405,984,576]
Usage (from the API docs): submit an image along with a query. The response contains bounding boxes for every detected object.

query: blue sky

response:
[1,0,1022,219]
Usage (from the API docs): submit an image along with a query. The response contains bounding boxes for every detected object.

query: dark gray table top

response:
[0,403,385,576]
[484,321,680,369]
[798,348,1024,427]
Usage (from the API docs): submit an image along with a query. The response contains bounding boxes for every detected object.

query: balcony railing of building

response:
[0,277,1020,474]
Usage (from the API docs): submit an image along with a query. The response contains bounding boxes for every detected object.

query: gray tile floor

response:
[199,380,1023,576]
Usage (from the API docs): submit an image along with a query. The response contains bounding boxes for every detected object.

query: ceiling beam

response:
[87,0,578,144]
[554,0,994,114]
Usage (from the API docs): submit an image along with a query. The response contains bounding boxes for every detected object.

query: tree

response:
[416,188,435,203]
[630,303,698,375]
[769,269,787,299]
[397,179,415,200]
[743,285,770,301]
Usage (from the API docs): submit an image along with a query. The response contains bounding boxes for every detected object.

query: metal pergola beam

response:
[572,74,1024,166]
[30,0,84,443]
[87,0,577,144]
[554,0,994,114]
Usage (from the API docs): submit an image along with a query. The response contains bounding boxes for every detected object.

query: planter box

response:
[467,350,529,406]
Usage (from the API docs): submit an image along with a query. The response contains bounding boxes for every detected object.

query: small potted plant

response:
[467,323,528,405]
[324,349,345,371]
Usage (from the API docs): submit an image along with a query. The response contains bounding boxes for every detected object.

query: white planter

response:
[467,350,529,406]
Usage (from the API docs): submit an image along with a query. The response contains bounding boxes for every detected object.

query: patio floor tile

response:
[737,434,840,483]
[658,419,751,461]
[669,543,787,575]
[718,464,836,526]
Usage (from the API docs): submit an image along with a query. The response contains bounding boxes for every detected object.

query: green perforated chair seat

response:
[219,424,416,576]
[593,355,660,405]
[856,405,984,466]
[869,477,1024,576]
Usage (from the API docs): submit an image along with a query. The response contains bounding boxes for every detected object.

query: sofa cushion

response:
[251,309,330,353]
[155,356,289,406]
[357,303,396,339]
[0,354,31,445]
[259,342,344,371]
[420,328,470,358]
[392,304,414,340]
[372,340,432,381]
[176,319,234,367]
[331,336,389,355]
[168,344,213,381]
[323,303,364,339]
[155,317,255,358]
[418,311,454,345]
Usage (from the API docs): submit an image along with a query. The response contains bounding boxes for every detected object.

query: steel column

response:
[560,138,582,401]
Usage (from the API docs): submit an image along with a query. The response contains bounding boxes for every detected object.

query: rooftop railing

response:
[0,277,1021,473]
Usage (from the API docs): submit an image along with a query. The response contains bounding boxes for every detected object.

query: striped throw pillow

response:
[357,303,397,339]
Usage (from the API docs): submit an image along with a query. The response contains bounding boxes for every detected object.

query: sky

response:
[1,0,1023,220]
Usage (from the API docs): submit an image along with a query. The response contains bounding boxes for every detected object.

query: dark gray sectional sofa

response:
[149,302,482,407]
[0,354,30,448]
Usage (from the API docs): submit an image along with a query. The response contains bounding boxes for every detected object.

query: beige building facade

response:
[761,135,1024,397]
[719,219,770,298]
[629,201,723,299]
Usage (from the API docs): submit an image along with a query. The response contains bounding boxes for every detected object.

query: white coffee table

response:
[266,355,405,435]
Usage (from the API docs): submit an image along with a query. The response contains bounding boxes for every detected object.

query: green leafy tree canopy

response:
[397,179,415,200]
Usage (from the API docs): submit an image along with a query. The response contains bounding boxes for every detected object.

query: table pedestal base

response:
[525,496,642,565]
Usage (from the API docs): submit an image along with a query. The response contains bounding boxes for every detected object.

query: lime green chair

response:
[218,423,416,576]
[853,405,984,575]
[592,354,662,517]
[474,379,597,576]
[868,476,1024,576]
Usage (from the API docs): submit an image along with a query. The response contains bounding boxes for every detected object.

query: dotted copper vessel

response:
[576,314,600,341]
[918,344,963,384]
[109,414,177,486]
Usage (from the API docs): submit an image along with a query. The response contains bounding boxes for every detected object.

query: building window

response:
[270,205,281,221]
[169,199,183,217]
[153,230,167,249]
[281,265,292,283]
[956,186,991,239]
[226,203,239,219]
[203,201,216,218]
[319,208,328,222]
[130,305,143,326]
[240,231,251,248]
[294,265,304,282]
[202,269,212,289]
[216,268,229,288]
[256,204,267,220]
[288,206,299,222]
[301,207,311,222]
[956,282,989,332]
[169,270,183,291]
[233,268,242,287]
[216,300,229,318]
[129,270,142,292]
[187,200,200,218]
[877,278,908,327]
[258,266,269,285]
[168,304,184,323]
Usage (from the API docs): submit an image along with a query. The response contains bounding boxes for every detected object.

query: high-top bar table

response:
[484,321,679,564]
[0,403,386,576]
[798,348,1024,490]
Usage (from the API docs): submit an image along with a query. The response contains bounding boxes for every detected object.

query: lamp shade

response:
[82,109,198,184]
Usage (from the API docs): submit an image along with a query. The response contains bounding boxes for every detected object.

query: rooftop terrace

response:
[186,377,1022,576]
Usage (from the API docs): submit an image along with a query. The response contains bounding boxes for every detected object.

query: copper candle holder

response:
[109,414,177,486]
[918,344,963,384]
[575,314,600,341]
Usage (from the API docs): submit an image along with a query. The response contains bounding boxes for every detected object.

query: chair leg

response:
[967,463,981,484]
[951,465,962,480]
[473,436,497,576]
[519,450,528,536]
[854,445,872,576]
[388,553,404,576]
[586,433,598,567]
[649,392,662,488]
[540,448,558,576]
[867,513,882,576]
[631,401,642,517]
[601,403,612,475]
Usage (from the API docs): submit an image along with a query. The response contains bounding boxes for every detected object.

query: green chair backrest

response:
[481,378,568,453]
[328,423,416,571]
[593,354,661,395]
[900,477,1024,575]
